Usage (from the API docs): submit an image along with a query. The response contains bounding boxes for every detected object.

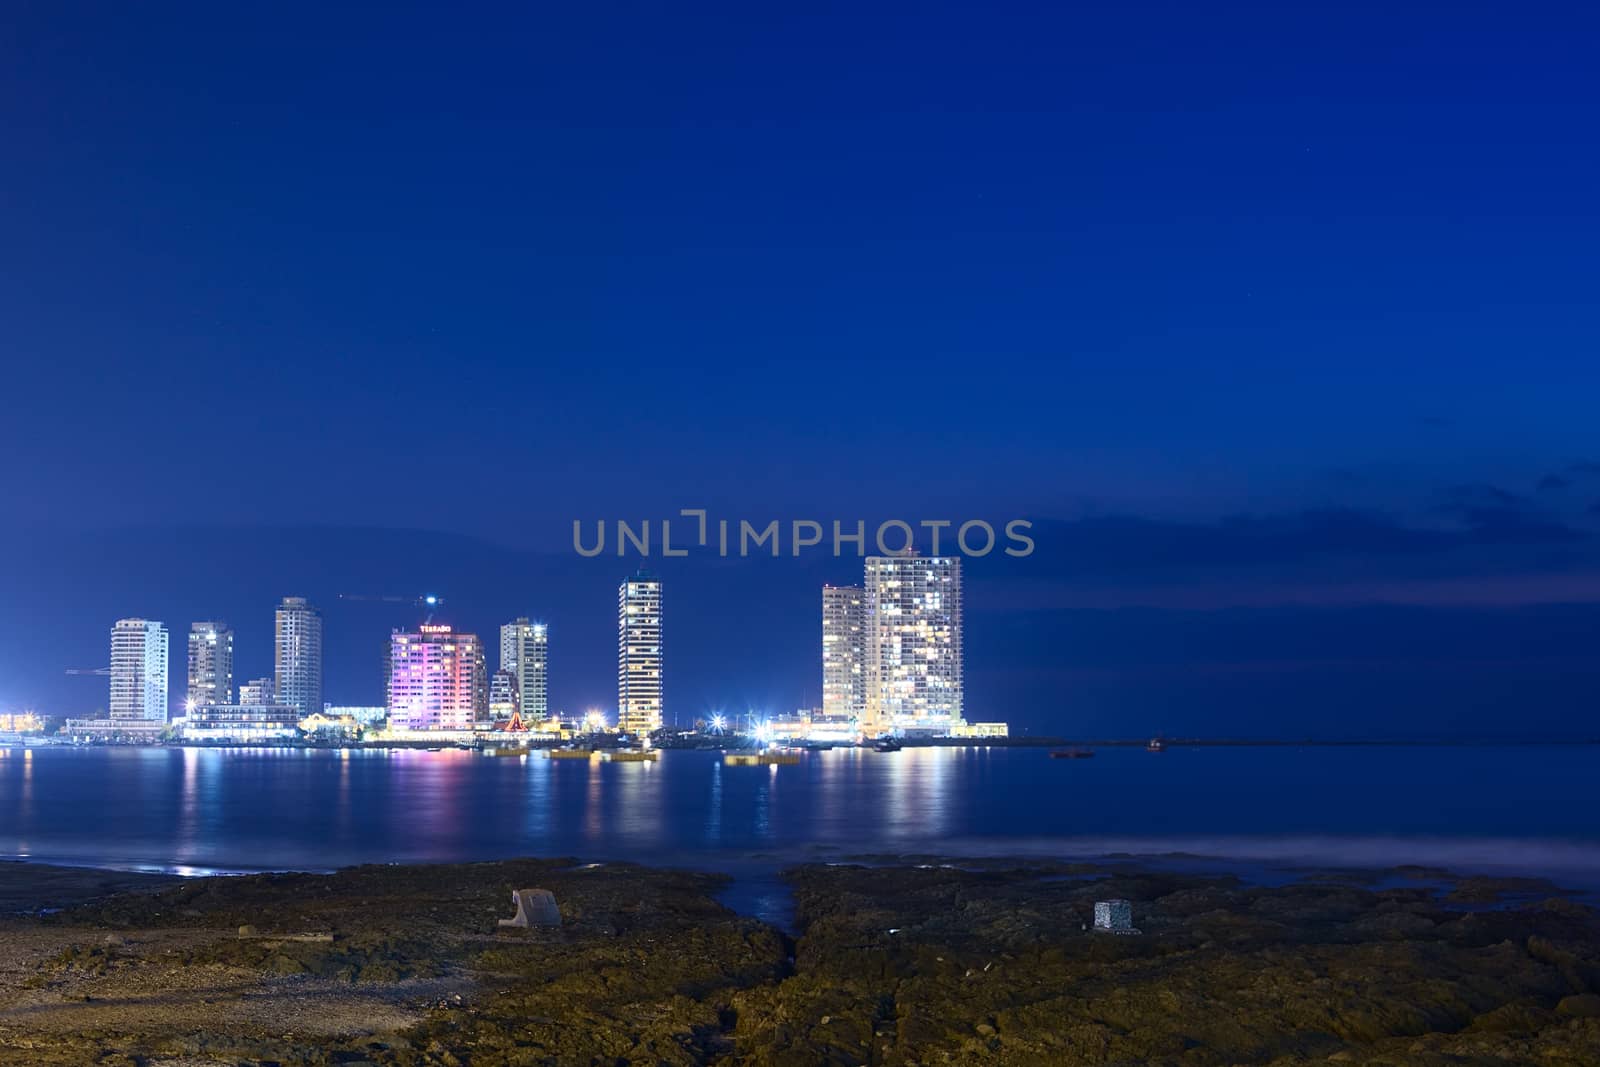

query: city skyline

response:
[4,5,1600,742]
[51,548,985,742]
[17,517,1600,741]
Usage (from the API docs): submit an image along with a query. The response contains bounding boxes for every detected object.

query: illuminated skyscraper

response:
[186,621,233,710]
[617,572,662,735]
[822,585,866,723]
[110,618,169,722]
[274,597,323,719]
[499,618,549,721]
[386,625,486,731]
[864,551,963,734]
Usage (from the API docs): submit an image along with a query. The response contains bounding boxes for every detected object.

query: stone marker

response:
[1093,899,1141,935]
[499,887,561,928]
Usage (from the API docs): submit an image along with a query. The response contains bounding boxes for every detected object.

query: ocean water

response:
[3,745,1598,895]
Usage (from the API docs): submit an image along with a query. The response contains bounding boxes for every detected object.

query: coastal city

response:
[7,550,1008,749]
[6,8,1599,1065]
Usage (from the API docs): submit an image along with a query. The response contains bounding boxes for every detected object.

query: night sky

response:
[4,4,1598,737]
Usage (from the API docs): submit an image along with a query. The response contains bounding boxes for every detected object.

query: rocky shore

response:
[1,857,1597,1065]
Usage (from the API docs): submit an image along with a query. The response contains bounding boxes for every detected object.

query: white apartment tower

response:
[186,621,234,710]
[499,618,549,721]
[822,585,866,723]
[864,552,963,735]
[110,618,169,722]
[274,596,323,719]
[617,572,662,735]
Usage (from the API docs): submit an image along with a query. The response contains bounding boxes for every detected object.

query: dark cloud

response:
[1538,475,1572,492]
[1436,483,1525,512]
[972,602,1600,738]
[1047,510,1447,573]
[1421,483,1587,545]
[983,499,1599,618]
[1569,461,1600,476]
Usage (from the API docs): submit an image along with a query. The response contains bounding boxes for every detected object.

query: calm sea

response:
[4,745,1599,904]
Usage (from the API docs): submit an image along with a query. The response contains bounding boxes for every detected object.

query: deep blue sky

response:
[3,3,1599,736]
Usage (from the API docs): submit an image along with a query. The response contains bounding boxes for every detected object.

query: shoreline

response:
[0,860,183,915]
[8,845,1600,916]
[12,829,1600,891]
[11,734,1600,750]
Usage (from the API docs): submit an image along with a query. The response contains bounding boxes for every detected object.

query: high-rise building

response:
[864,551,963,735]
[238,677,276,705]
[110,618,169,722]
[499,618,549,721]
[386,624,486,731]
[273,597,323,719]
[821,585,866,724]
[617,572,662,735]
[488,668,520,721]
[186,622,234,711]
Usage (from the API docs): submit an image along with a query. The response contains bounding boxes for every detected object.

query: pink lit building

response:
[385,625,487,731]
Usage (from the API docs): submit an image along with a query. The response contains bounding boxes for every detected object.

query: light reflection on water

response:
[0,745,1597,887]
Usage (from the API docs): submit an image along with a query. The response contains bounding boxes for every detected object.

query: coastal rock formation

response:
[728,864,1600,1065]
[0,859,1597,1064]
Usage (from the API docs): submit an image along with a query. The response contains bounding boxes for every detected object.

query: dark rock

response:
[1557,993,1600,1018]
[6,857,1600,1064]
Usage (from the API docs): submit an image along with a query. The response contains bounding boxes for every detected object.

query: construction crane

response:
[338,593,446,624]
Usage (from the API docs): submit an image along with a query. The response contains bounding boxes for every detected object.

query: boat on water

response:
[725,749,801,766]
[604,750,659,762]
[1147,737,1166,752]
[548,748,596,759]
[872,739,903,752]
[1050,748,1095,759]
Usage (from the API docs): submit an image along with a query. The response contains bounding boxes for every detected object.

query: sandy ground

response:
[0,919,470,1061]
